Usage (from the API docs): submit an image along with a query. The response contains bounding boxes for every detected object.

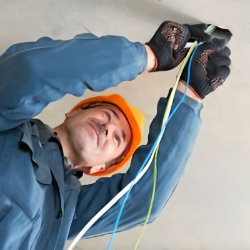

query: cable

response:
[133,147,159,250]
[68,42,197,250]
[68,41,198,250]
[132,24,217,248]
[132,23,218,247]
[107,41,198,250]
[69,23,215,248]
[133,44,199,250]
[68,137,158,250]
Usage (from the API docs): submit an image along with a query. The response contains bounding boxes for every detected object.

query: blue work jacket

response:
[0,33,203,249]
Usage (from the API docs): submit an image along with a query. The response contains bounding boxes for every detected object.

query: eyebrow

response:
[110,109,119,119]
[109,108,127,142]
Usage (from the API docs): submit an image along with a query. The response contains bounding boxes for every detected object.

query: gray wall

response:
[1,0,249,249]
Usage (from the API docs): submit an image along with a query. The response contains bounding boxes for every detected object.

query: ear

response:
[89,164,106,174]
[65,110,78,119]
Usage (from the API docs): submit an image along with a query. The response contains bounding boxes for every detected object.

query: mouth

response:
[88,121,100,146]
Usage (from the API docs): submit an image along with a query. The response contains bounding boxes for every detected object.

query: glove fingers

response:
[218,65,230,79]
[186,23,211,42]
[210,38,227,51]
[197,38,227,57]
[209,65,230,90]
[218,46,231,57]
[209,54,231,67]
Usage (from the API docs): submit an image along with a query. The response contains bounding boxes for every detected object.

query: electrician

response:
[0,21,230,249]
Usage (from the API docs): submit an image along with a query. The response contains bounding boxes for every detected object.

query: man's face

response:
[63,104,132,173]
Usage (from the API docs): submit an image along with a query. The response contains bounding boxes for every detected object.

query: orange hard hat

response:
[70,94,145,177]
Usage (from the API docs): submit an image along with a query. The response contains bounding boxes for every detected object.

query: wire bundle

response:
[108,41,199,250]
[133,43,199,250]
[68,24,219,248]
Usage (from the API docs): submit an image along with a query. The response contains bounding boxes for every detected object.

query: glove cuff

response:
[189,85,204,99]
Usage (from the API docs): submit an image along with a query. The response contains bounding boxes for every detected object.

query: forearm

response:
[122,89,203,221]
[0,34,147,131]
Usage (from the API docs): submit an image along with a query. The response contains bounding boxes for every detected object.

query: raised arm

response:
[0,21,210,132]
[0,33,147,131]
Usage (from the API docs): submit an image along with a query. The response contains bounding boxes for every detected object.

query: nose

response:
[100,124,108,136]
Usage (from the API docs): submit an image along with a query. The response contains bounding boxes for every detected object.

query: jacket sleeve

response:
[0,33,147,131]
[69,89,203,239]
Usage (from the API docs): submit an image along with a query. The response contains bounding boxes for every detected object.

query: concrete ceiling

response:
[1,0,249,249]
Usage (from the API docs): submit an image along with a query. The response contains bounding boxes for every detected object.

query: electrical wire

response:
[132,24,216,249]
[133,26,217,249]
[132,24,217,249]
[68,135,158,250]
[133,147,159,250]
[69,24,215,249]
[133,44,200,250]
[68,42,198,250]
[68,41,198,250]
[107,41,198,250]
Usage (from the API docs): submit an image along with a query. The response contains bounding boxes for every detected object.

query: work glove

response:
[146,21,210,71]
[180,38,231,99]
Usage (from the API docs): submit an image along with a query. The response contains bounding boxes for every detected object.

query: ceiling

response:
[1,0,249,249]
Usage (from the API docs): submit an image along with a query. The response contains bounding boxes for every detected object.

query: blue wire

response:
[168,44,199,120]
[108,44,199,250]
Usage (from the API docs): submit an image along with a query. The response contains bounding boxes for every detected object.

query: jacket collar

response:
[19,119,81,214]
[19,120,53,185]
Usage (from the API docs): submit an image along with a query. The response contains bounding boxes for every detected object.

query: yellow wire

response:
[161,41,198,125]
[133,41,198,250]
[133,146,159,250]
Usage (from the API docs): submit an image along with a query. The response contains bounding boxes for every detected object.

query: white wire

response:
[68,62,181,250]
[67,31,197,249]
[67,122,169,250]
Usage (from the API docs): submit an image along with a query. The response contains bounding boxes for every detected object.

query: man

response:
[0,22,230,249]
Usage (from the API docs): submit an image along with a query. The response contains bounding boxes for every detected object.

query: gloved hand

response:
[146,21,210,71]
[181,38,231,99]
